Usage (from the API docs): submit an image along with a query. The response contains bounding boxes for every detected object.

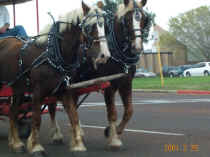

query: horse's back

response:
[0,37,23,82]
[0,37,23,54]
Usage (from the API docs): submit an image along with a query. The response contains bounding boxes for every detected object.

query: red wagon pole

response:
[12,3,16,27]
[36,0,39,34]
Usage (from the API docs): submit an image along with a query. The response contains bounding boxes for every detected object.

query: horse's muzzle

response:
[93,54,110,70]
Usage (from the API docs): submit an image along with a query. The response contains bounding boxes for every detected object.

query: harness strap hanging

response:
[7,51,48,87]
[105,12,140,69]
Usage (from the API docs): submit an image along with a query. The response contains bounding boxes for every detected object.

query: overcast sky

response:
[6,0,210,36]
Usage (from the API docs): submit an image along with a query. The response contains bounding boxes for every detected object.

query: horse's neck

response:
[60,24,81,64]
[114,19,124,45]
[37,8,83,45]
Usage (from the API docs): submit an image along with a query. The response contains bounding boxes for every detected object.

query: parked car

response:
[135,68,156,78]
[183,62,210,77]
[168,65,193,77]
[162,66,176,77]
[167,66,183,78]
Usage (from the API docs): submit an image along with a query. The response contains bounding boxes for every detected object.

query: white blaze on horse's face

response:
[132,10,143,52]
[96,21,111,63]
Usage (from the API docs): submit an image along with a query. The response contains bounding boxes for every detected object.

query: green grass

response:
[132,76,210,90]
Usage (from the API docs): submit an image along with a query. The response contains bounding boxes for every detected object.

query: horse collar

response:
[46,22,80,76]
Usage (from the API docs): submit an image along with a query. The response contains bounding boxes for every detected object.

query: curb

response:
[133,89,210,95]
[177,90,210,95]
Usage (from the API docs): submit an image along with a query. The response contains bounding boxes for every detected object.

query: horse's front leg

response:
[104,86,122,148]
[117,78,133,135]
[8,94,25,153]
[27,92,46,157]
[48,102,63,144]
[63,92,86,152]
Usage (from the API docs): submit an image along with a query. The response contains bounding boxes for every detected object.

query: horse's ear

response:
[82,1,90,16]
[97,1,104,9]
[139,0,147,7]
[123,0,130,6]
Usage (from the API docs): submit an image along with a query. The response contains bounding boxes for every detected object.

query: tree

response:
[168,6,210,61]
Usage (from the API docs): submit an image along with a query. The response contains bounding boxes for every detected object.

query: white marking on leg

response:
[108,121,122,147]
[70,125,87,151]
[50,120,63,143]
[8,120,25,151]
[27,129,45,153]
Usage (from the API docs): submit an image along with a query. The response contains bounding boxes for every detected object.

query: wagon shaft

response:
[68,73,127,89]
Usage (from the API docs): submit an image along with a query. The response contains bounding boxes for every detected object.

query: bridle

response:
[120,1,145,44]
[104,1,149,70]
[79,10,108,50]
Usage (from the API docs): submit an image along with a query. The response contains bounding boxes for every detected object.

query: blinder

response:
[79,10,107,49]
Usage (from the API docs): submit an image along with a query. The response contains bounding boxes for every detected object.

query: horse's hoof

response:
[11,145,26,153]
[108,138,122,148]
[104,126,110,138]
[31,151,47,157]
[71,145,87,152]
[52,139,63,145]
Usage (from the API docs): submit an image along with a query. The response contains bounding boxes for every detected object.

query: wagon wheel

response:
[17,118,32,139]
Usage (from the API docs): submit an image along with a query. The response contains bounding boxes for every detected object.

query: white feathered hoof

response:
[70,144,87,152]
[11,144,26,153]
[9,142,26,153]
[108,138,122,150]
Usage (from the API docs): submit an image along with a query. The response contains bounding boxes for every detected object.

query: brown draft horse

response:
[47,0,150,151]
[0,2,110,156]
[97,0,149,148]
[80,0,149,148]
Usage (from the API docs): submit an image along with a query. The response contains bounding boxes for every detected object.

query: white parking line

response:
[81,124,185,136]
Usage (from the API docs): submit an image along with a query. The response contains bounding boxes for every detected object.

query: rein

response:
[46,21,80,76]
[104,3,153,71]
[7,21,80,88]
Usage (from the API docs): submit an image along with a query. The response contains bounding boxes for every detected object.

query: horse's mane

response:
[36,6,105,45]
[36,8,84,44]
[116,2,134,19]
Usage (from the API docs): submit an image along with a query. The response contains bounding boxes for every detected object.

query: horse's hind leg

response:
[62,92,86,152]
[8,94,25,153]
[104,86,122,148]
[48,103,63,144]
[117,79,133,135]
